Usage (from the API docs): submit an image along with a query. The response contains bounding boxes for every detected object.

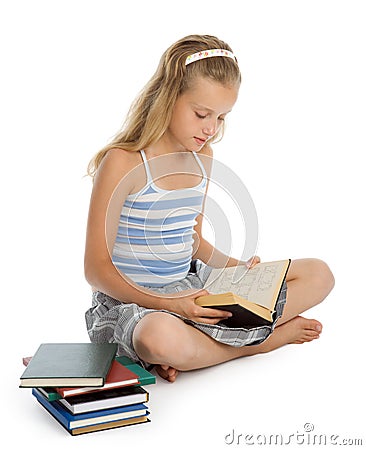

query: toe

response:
[155,365,178,383]
[304,330,320,342]
[155,365,169,380]
[306,320,322,333]
[167,367,178,381]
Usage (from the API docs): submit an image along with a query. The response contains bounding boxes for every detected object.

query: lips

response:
[194,136,207,146]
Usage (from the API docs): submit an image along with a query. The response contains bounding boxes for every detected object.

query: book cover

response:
[32,388,149,430]
[20,343,117,388]
[56,359,139,397]
[59,385,149,414]
[196,259,291,328]
[115,356,156,386]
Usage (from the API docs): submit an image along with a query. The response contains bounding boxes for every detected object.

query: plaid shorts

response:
[85,259,287,368]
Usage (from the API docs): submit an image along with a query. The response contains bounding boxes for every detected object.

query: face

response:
[165,76,239,152]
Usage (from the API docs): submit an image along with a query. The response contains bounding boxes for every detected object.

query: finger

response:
[196,307,232,320]
[195,316,228,325]
[191,289,210,298]
[175,288,209,299]
[246,255,261,268]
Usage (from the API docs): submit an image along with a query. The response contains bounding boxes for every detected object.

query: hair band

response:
[185,48,237,66]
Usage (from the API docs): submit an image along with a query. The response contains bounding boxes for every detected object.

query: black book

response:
[59,385,149,414]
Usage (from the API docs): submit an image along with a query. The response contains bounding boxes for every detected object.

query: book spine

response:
[32,389,70,429]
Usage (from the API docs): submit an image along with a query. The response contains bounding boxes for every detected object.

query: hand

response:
[165,289,232,325]
[245,255,261,268]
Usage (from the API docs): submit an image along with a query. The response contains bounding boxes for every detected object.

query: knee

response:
[307,258,335,297]
[132,313,196,365]
[132,313,165,362]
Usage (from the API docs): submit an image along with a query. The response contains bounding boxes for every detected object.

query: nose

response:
[202,122,217,137]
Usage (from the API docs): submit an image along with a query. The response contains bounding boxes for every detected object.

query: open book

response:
[195,259,291,328]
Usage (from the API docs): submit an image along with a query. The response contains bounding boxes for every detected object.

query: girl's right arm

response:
[84,149,231,325]
[84,149,169,309]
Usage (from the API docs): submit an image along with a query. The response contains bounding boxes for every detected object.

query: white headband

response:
[185,48,237,66]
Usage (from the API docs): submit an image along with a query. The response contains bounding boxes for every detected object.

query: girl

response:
[84,35,334,383]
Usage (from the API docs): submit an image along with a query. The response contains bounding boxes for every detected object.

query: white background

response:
[1,0,365,448]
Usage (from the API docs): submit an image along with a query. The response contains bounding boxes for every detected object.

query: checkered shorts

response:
[85,260,287,368]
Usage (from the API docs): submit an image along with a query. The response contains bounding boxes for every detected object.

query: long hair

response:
[87,34,241,177]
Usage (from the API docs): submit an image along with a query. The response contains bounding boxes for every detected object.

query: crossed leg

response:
[132,258,335,382]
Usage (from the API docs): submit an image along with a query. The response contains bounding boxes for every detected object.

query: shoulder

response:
[100,148,141,171]
[94,148,143,194]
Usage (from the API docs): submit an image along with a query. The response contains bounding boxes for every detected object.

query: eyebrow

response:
[191,102,232,115]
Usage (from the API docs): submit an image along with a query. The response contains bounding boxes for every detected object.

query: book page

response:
[203,260,289,310]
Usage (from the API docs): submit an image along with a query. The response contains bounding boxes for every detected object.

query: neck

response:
[147,132,191,156]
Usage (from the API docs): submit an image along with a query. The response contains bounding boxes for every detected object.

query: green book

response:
[115,356,156,386]
[37,387,62,401]
[23,355,155,400]
[20,343,117,388]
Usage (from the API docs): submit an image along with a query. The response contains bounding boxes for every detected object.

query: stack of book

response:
[19,343,155,435]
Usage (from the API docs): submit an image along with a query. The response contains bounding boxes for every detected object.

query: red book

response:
[23,357,139,398]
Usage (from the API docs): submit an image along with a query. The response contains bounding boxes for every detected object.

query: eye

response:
[195,112,207,119]
[218,116,225,121]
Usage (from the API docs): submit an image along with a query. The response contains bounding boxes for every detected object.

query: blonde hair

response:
[87,34,241,177]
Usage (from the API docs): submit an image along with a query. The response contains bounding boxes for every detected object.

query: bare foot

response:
[292,316,323,344]
[265,315,322,350]
[285,316,322,344]
[155,365,179,383]
[256,316,322,354]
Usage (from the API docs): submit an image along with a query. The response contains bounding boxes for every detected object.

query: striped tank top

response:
[112,150,207,287]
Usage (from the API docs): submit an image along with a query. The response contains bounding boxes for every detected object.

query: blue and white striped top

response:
[112,150,207,287]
